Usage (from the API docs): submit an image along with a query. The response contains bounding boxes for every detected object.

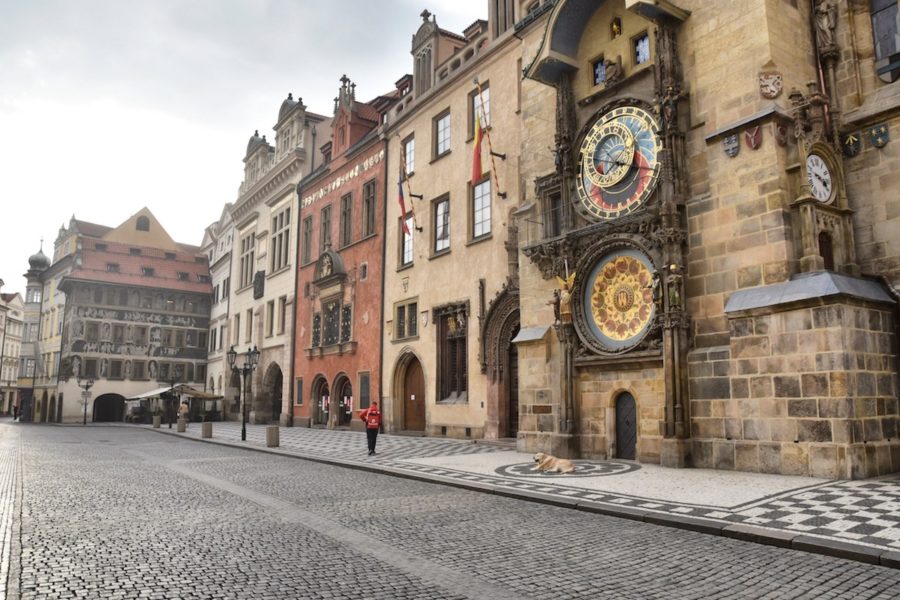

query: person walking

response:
[359,401,382,456]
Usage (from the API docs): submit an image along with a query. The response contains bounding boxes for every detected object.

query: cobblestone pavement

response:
[5,422,900,599]
[151,421,900,563]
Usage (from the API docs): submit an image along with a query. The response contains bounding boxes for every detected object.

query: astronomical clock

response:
[570,103,665,354]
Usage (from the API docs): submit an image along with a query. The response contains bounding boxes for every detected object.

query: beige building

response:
[226,94,331,426]
[0,284,24,414]
[200,205,234,417]
[381,7,524,439]
[515,0,899,479]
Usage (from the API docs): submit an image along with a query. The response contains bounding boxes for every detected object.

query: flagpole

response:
[473,77,506,199]
[396,133,421,232]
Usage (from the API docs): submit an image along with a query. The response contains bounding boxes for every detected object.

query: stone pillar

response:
[266,426,279,447]
[201,421,212,439]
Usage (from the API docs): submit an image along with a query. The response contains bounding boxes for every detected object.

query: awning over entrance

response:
[127,385,222,401]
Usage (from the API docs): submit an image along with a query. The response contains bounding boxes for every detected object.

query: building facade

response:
[293,76,396,428]
[380,8,523,438]
[201,205,234,418]
[515,0,899,479]
[226,95,330,426]
[53,209,211,423]
[0,286,24,414]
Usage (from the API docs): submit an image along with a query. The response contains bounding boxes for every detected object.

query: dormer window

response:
[136,216,150,231]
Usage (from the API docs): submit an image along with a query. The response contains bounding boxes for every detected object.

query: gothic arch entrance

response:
[334,374,353,427]
[615,392,637,460]
[93,393,126,422]
[262,363,283,423]
[481,287,520,439]
[312,376,330,426]
[401,355,425,431]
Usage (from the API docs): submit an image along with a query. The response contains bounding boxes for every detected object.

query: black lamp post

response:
[227,345,259,441]
[76,376,95,426]
[168,375,178,429]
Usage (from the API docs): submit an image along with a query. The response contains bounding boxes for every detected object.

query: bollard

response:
[177,418,186,433]
[266,425,280,447]
[152,415,161,429]
[201,421,212,439]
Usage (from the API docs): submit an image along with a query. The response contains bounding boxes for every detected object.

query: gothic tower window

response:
[818,231,835,271]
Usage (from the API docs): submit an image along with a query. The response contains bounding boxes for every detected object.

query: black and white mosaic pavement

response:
[153,422,900,553]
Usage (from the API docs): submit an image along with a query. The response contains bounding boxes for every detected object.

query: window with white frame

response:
[472,178,491,239]
[239,232,255,288]
[400,214,414,267]
[434,111,451,156]
[434,196,450,253]
[403,136,415,175]
[270,206,291,272]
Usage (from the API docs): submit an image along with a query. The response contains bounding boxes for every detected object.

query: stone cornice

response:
[232,153,305,223]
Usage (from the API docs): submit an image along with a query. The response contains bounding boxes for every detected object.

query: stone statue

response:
[547,289,561,324]
[647,270,661,304]
[667,264,683,308]
[814,0,837,50]
[556,272,576,324]
[604,55,624,86]
[320,254,333,278]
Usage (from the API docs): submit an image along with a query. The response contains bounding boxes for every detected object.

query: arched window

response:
[136,216,150,231]
[818,231,835,271]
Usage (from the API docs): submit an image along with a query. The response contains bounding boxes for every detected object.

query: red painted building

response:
[293,76,399,427]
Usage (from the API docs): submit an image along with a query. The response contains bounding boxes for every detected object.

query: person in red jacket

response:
[359,401,382,455]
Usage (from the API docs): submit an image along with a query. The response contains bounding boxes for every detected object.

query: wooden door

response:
[403,359,425,431]
[507,339,519,437]
[615,392,637,460]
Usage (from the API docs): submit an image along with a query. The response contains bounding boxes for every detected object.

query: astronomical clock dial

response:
[806,153,834,203]
[581,249,656,351]
[576,106,661,221]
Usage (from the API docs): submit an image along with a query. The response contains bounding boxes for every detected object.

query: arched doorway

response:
[506,325,520,437]
[334,375,353,427]
[615,392,637,460]
[403,358,425,431]
[312,376,330,426]
[93,393,126,422]
[263,363,284,423]
[481,287,520,439]
[228,370,242,420]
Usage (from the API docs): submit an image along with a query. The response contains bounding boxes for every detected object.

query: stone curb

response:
[148,427,900,570]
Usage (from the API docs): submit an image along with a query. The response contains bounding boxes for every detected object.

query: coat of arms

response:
[868,123,890,149]
[724,134,740,157]
[758,72,783,99]
[744,126,762,150]
[842,131,861,157]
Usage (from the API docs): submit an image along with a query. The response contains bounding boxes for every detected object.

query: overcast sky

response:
[0,0,485,295]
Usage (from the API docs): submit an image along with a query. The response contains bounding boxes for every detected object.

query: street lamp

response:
[227,345,259,441]
[168,375,178,429]
[76,376,95,426]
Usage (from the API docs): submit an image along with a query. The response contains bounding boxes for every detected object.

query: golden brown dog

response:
[531,452,576,474]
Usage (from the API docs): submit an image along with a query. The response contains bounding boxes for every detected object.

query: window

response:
[130,248,141,256]
[872,0,900,82]
[165,252,177,260]
[113,325,124,343]
[360,263,368,280]
[320,205,332,253]
[295,377,303,405]
[437,306,468,401]
[271,206,291,272]
[136,216,150,231]
[96,243,107,251]
[400,214,414,267]
[133,326,148,345]
[312,313,321,347]
[239,232,255,288]
[106,263,120,273]
[470,84,490,135]
[141,267,155,277]
[210,328,217,352]
[233,314,241,345]
[340,193,353,247]
[544,190,562,238]
[301,216,313,264]
[362,179,377,237]
[634,32,650,65]
[85,322,99,342]
[592,56,606,86]
[395,300,418,340]
[266,300,275,337]
[245,309,253,342]
[358,372,370,410]
[322,300,340,345]
[493,0,514,37]
[472,179,491,239]
[218,325,225,350]
[340,305,352,343]
[177,272,189,281]
[434,196,450,253]
[198,274,211,283]
[110,360,122,379]
[402,136,415,175]
[434,110,451,157]
[133,361,146,379]
[278,296,287,334]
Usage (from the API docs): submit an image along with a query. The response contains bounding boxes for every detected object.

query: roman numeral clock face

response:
[806,153,834,203]
[576,106,661,221]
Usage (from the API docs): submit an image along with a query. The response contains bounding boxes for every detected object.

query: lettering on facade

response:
[301,148,385,208]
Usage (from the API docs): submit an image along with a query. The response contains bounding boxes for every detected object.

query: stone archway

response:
[261,363,283,424]
[392,351,426,432]
[481,287,520,439]
[93,393,126,422]
[311,375,330,426]
[333,373,353,427]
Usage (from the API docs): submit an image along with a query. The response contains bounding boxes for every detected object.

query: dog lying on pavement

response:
[531,452,576,474]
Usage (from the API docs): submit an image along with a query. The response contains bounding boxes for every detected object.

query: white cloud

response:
[0,0,484,292]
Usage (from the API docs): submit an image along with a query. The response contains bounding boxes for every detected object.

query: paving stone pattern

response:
[5,423,900,599]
